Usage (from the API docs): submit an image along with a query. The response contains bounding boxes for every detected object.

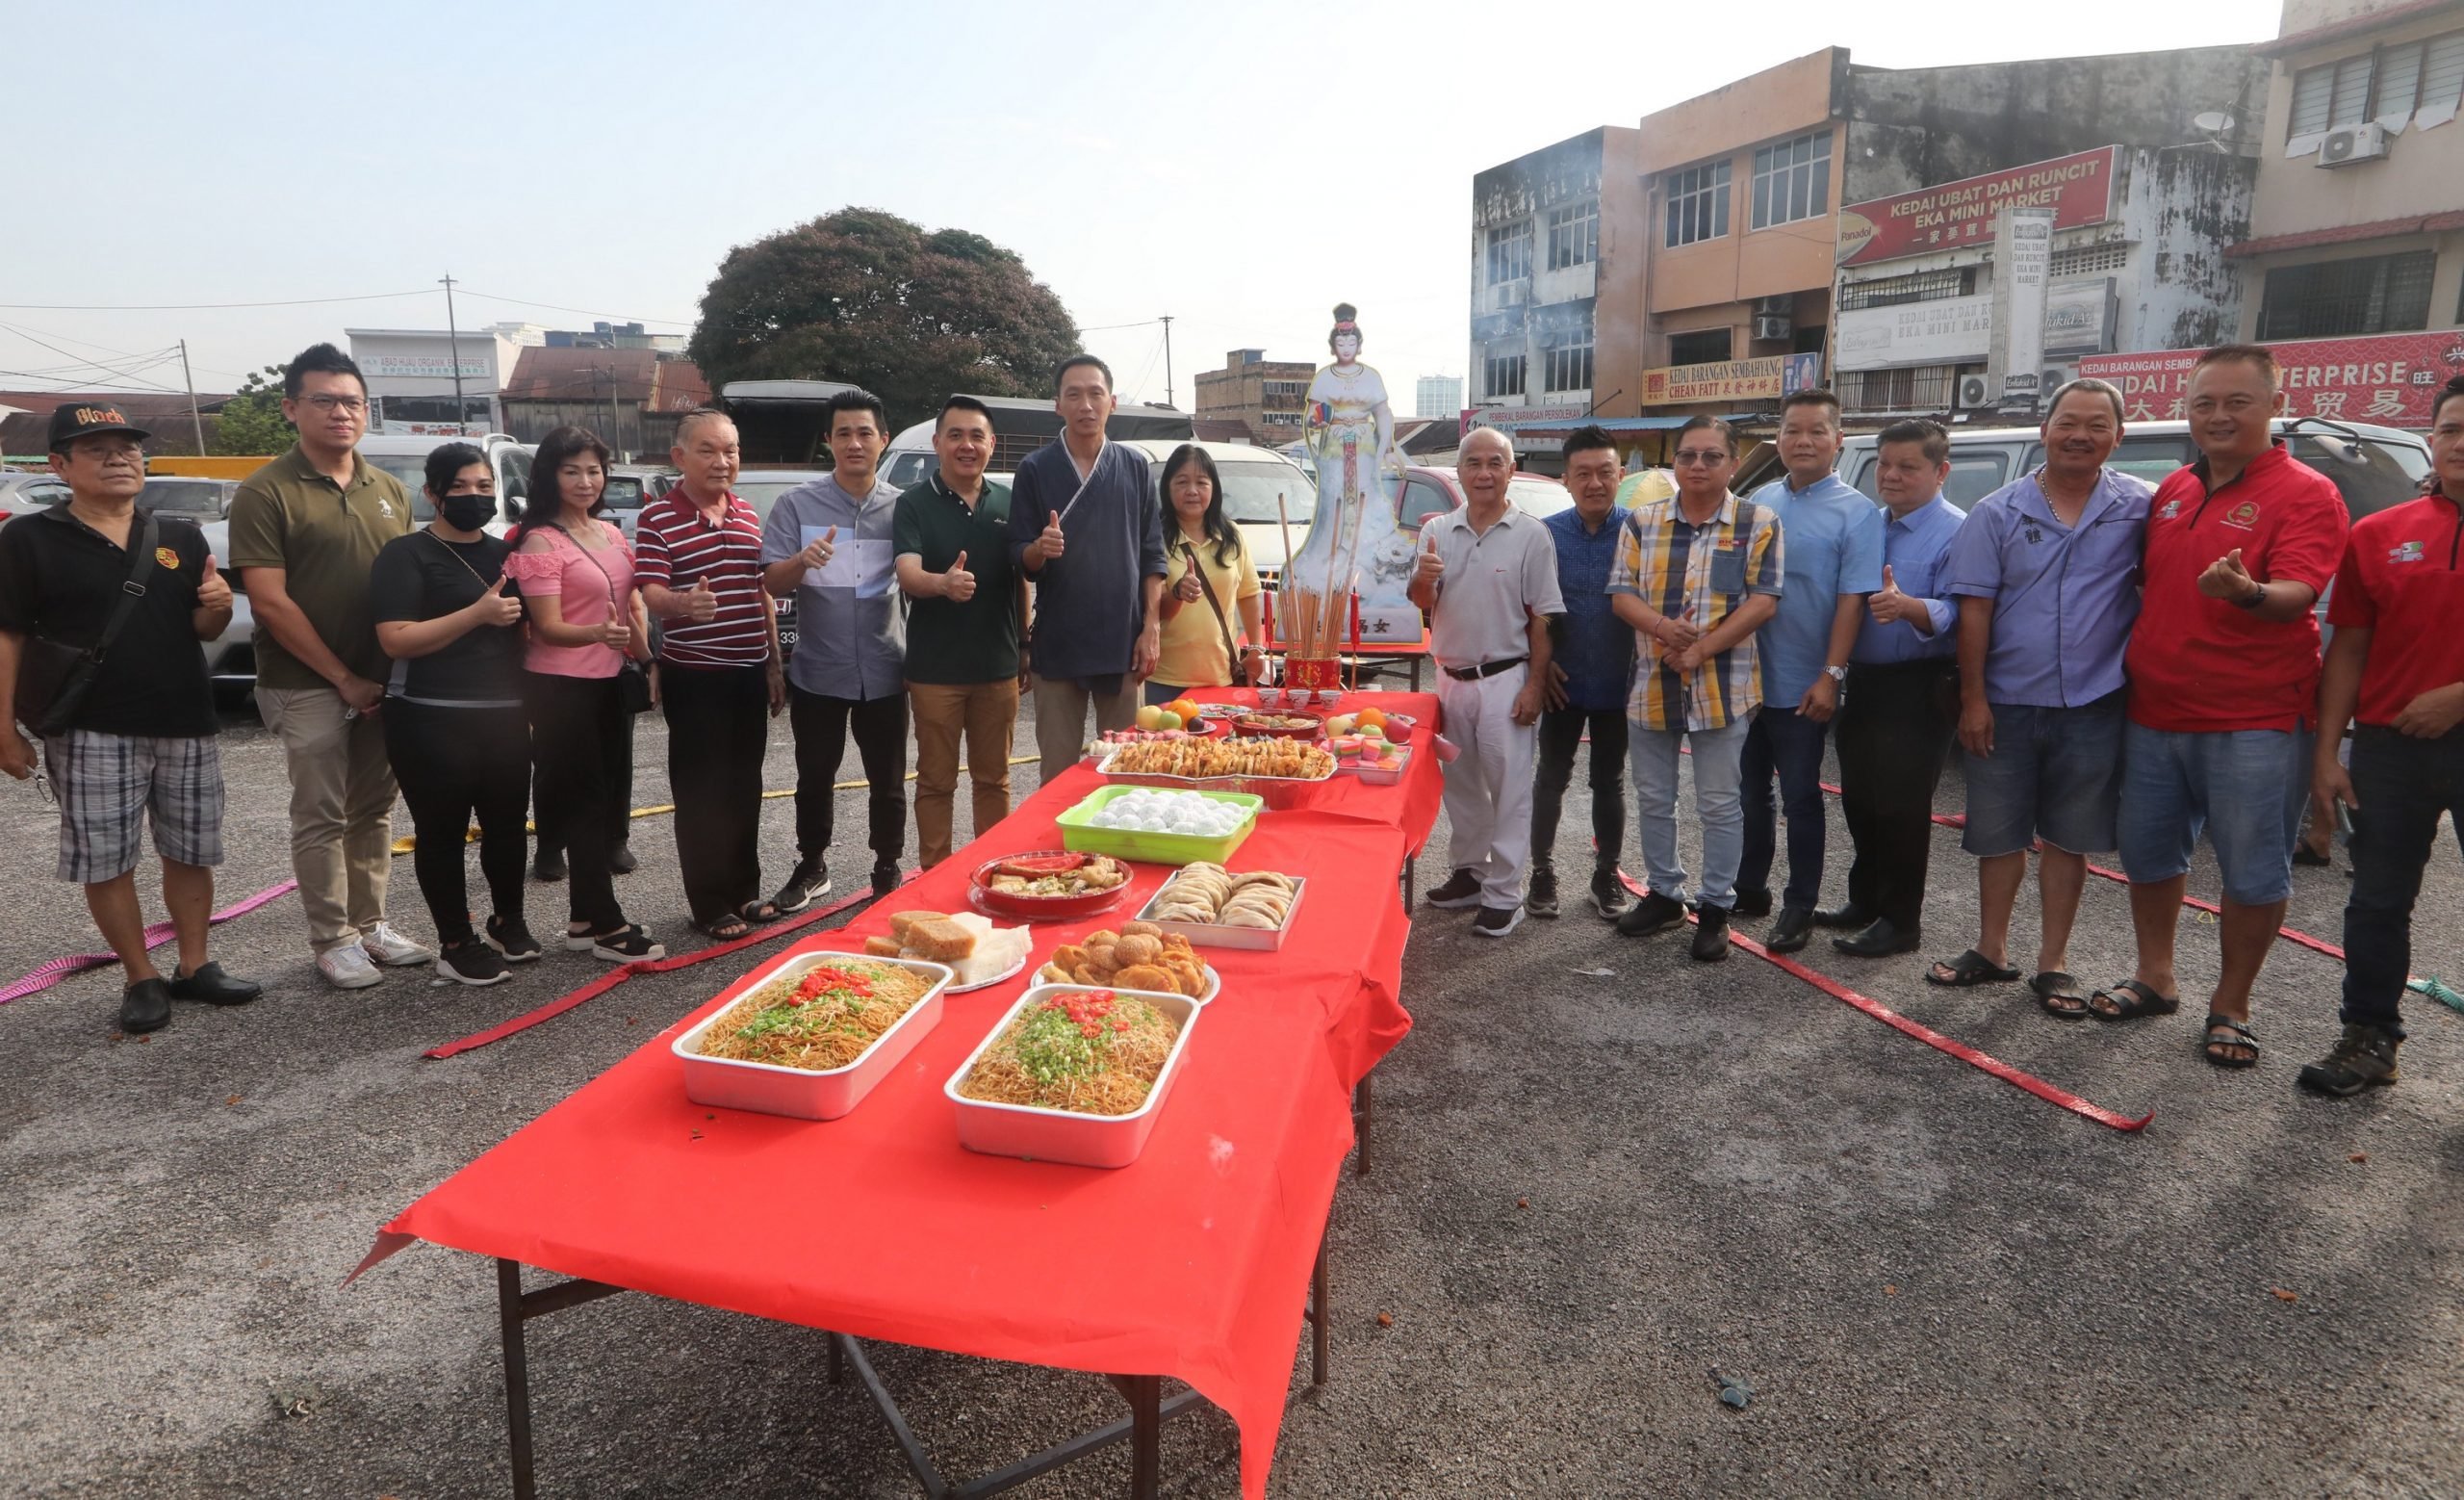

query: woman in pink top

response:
[502,426,662,961]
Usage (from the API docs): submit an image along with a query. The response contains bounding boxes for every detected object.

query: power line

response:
[0,290,434,311]
[455,289,694,326]
[0,323,184,390]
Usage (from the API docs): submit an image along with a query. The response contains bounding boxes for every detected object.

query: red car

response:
[1392,463,1573,530]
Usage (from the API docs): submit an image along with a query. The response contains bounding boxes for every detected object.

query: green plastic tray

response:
[1055,786,1264,866]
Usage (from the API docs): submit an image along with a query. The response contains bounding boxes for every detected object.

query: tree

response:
[687,208,1081,430]
[210,365,295,455]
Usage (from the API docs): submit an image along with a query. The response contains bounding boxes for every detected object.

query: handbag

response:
[568,524,654,715]
[13,514,160,737]
[1184,537,1250,687]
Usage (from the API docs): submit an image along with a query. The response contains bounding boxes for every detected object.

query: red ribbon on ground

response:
[0,879,299,1006]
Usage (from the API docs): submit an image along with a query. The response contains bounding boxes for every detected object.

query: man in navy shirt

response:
[1527,427,1635,920]
[1010,355,1166,781]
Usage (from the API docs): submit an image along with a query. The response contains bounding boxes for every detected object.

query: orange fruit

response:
[1168,698,1201,723]
[1353,707,1387,731]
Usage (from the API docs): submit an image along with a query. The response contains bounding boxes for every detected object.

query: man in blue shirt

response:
[1737,389,1885,951]
[1824,420,1964,958]
[1527,427,1636,920]
[1930,379,2151,1013]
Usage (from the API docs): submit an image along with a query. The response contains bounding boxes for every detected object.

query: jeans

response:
[1737,704,1831,908]
[2339,726,2464,1040]
[659,663,771,924]
[1959,693,2128,857]
[789,686,908,870]
[1835,660,1957,930]
[256,685,396,954]
[383,701,528,946]
[1531,705,1628,873]
[524,673,630,933]
[2118,720,2313,906]
[1630,716,1750,910]
[909,680,1019,867]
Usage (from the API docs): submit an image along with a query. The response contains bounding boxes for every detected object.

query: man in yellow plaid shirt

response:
[1607,416,1784,961]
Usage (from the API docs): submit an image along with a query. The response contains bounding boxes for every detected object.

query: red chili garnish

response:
[1080,1022,1104,1038]
[995,853,1088,878]
[1113,1019,1131,1032]
[792,966,874,1004]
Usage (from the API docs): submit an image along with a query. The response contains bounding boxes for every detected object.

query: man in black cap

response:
[0,403,262,1034]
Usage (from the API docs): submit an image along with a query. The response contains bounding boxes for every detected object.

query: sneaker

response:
[361,922,436,968]
[774,858,831,915]
[1424,869,1483,909]
[590,924,665,963]
[318,944,383,990]
[484,914,543,963]
[167,961,261,1006]
[531,845,567,882]
[1690,904,1732,963]
[2297,1022,2400,1098]
[1589,868,1631,920]
[609,841,638,875]
[871,861,902,898]
[1616,892,1688,939]
[1730,887,1773,919]
[1472,903,1526,938]
[1526,867,1560,919]
[435,938,511,987]
[119,977,172,1033]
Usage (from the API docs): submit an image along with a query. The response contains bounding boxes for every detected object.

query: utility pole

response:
[439,273,467,432]
[1161,315,1175,409]
[177,339,207,454]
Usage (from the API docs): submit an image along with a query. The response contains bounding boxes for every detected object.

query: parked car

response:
[0,471,70,523]
[195,516,255,703]
[137,476,240,518]
[1112,439,1317,585]
[727,471,831,657]
[356,432,535,533]
[1393,464,1574,530]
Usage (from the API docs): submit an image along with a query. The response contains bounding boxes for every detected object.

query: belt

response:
[1443,657,1527,682]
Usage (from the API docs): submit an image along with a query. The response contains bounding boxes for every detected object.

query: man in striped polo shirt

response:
[634,408,789,938]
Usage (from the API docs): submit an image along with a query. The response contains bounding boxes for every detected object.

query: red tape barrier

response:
[0,879,300,1007]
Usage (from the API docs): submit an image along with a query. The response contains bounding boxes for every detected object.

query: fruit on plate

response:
[1167,698,1202,724]
[1135,705,1189,732]
[1353,707,1387,731]
[1322,712,1358,737]
[1358,724,1386,742]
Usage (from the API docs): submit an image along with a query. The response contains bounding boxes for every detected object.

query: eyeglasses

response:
[300,395,368,415]
[1673,450,1730,466]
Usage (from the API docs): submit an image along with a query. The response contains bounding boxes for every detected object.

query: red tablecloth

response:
[366,774,1421,1499]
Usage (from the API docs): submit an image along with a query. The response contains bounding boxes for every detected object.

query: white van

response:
[355,432,535,533]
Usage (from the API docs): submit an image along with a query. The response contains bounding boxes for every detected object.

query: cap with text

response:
[47,401,152,450]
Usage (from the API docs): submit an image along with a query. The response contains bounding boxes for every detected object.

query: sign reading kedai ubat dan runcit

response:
[1835,146,2120,267]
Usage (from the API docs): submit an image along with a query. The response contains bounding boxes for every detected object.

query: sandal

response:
[2030,970,2090,1020]
[738,900,784,926]
[2088,977,2180,1022]
[692,914,754,943]
[2202,1014,2259,1070]
[1925,948,2021,987]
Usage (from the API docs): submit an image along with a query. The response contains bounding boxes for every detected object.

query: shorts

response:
[1960,692,2126,858]
[2118,720,2311,905]
[41,730,224,884]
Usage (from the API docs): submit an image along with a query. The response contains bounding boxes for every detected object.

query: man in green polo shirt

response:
[226,343,432,989]
[892,397,1022,867]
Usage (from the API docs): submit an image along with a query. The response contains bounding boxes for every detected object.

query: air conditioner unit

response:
[1955,374,1993,409]
[1754,315,1793,342]
[1754,295,1794,316]
[2318,122,2390,167]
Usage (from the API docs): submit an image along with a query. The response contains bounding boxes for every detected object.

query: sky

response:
[8,0,2282,413]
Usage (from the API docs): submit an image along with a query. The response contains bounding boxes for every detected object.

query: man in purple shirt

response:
[1927,380,2151,1015]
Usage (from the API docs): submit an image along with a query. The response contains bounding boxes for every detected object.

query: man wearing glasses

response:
[228,343,433,990]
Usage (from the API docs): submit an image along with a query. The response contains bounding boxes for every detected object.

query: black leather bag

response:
[13,514,159,737]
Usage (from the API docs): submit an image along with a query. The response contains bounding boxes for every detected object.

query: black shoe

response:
[119,977,171,1033]
[609,842,638,875]
[2297,1022,2400,1097]
[589,924,665,962]
[435,938,511,987]
[773,858,831,915]
[1730,887,1772,918]
[1472,903,1526,938]
[531,845,567,883]
[1690,905,1732,962]
[1833,917,1921,957]
[1812,902,1872,930]
[1589,868,1631,920]
[1424,869,1483,909]
[871,861,902,899]
[1526,867,1560,919]
[485,914,544,962]
[1766,905,1814,953]
[1616,891,1688,938]
[167,961,261,1005]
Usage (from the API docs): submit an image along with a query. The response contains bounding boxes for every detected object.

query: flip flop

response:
[693,914,754,943]
[2088,977,2180,1022]
[2031,970,2090,1020]
[738,900,784,926]
[1924,947,2021,987]
[2201,1014,2260,1070]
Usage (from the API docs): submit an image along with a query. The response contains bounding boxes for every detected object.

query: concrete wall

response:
[1469,126,1640,410]
[1635,48,1844,175]
[2250,2,2464,239]
[2114,147,2254,350]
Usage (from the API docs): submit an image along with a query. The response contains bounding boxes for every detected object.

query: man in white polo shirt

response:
[1408,426,1562,936]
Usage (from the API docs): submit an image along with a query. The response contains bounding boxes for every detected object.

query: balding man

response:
[1409,426,1561,937]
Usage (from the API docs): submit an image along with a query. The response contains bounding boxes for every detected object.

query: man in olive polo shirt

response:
[893,397,1023,867]
[227,343,432,989]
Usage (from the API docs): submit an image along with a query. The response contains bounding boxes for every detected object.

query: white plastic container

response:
[672,952,954,1121]
[944,984,1200,1168]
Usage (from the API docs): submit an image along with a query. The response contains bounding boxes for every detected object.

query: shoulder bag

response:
[13,514,161,737]
[1183,536,1248,687]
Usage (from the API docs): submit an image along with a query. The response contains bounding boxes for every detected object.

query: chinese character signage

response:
[1641,353,1822,405]
[2076,331,2464,427]
[1835,146,2121,268]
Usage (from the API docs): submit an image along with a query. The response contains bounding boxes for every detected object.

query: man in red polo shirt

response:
[2297,374,2464,1096]
[2096,345,2348,1070]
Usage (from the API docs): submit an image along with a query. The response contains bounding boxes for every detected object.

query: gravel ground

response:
[2,690,2459,1499]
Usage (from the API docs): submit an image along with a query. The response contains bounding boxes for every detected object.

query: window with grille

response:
[1667,327,1733,367]
[1486,221,1533,285]
[1484,351,1527,399]
[1664,161,1731,247]
[1836,365,1958,412]
[1544,322,1596,394]
[2290,32,2464,138]
[2049,244,2129,277]
[1837,267,1975,312]
[1751,131,1833,230]
[2257,250,2436,339]
[1547,201,1600,271]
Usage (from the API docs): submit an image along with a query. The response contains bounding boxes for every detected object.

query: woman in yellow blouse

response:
[1145,445,1267,704]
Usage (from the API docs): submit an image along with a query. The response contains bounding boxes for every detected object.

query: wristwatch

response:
[1824,664,1848,685]
[2233,578,2268,610]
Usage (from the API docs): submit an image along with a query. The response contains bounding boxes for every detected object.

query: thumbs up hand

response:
[684,577,719,623]
[2197,547,2261,603]
[798,526,837,572]
[1413,530,1444,585]
[472,573,523,626]
[1868,562,1917,625]
[1032,511,1067,564]
[941,549,976,602]
[195,554,233,613]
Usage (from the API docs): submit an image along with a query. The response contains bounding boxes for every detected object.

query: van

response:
[354,432,535,532]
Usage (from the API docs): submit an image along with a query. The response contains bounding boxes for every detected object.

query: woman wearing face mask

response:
[501,426,663,962]
[370,443,535,984]
[1146,444,1267,704]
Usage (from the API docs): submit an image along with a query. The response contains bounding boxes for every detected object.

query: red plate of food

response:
[1232,709,1324,739]
[969,850,1134,919]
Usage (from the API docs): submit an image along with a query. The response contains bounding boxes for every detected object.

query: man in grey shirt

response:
[761,389,910,904]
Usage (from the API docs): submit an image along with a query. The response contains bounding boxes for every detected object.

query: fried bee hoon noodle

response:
[960,990,1181,1115]
[694,960,934,1072]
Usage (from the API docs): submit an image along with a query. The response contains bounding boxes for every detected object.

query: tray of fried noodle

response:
[944,984,1201,1169]
[673,952,952,1121]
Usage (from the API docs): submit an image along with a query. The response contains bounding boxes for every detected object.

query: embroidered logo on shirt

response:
[2024,525,2044,545]
[2390,539,2426,564]
[378,499,396,518]
[2220,501,2260,530]
[2159,499,2182,520]
[154,546,180,569]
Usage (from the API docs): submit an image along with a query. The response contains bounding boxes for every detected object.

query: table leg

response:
[1409,658,1423,693]
[496,1259,536,1500]
[828,1329,844,1385]
[1124,1375,1161,1499]
[1351,1073,1374,1177]
[1309,1233,1330,1385]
